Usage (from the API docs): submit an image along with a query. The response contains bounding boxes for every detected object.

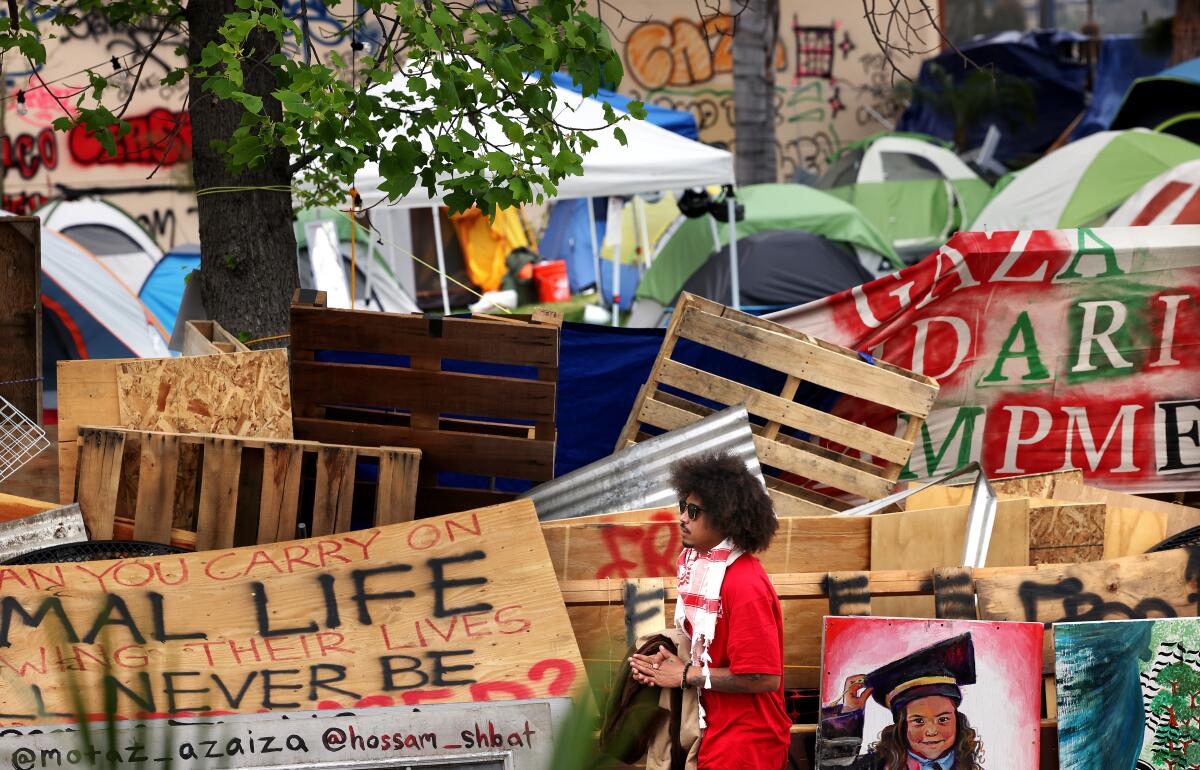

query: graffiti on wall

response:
[68,108,191,167]
[618,3,903,178]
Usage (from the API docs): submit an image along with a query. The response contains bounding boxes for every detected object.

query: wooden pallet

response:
[74,426,420,550]
[289,296,561,515]
[618,293,940,516]
[0,218,40,424]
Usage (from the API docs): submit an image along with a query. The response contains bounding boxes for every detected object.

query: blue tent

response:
[1110,56,1200,142]
[1072,35,1168,140]
[539,76,700,297]
[898,30,1087,164]
[138,244,200,335]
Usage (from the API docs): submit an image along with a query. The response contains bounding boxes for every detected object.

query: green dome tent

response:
[633,183,898,309]
[972,129,1200,230]
[814,133,992,263]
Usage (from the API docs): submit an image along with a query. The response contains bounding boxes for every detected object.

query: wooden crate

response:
[618,293,940,516]
[288,297,561,515]
[74,426,420,551]
[180,319,250,355]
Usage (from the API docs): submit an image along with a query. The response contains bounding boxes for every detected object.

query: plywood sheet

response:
[0,499,583,723]
[904,470,1084,510]
[1049,482,1200,537]
[116,350,292,438]
[56,358,128,503]
[871,499,1031,618]
[1103,507,1169,559]
[0,219,40,422]
[543,514,871,580]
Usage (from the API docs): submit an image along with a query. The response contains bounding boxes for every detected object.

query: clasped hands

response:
[629,644,688,688]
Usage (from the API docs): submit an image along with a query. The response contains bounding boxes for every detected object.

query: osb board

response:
[1028,503,1106,565]
[870,499,1030,618]
[1103,507,1169,559]
[903,470,1085,510]
[544,515,871,580]
[56,358,129,503]
[116,350,292,438]
[0,499,584,724]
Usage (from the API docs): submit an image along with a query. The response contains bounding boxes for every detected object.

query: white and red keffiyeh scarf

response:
[674,538,743,728]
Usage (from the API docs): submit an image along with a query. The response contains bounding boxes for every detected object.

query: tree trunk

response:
[187,0,298,340]
[1174,0,1200,65]
[732,0,779,185]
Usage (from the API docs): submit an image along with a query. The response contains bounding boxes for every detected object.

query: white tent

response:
[37,198,164,292]
[350,71,737,319]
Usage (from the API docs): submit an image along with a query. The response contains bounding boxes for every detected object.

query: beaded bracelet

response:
[681,663,691,689]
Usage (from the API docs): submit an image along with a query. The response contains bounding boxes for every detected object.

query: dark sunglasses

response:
[678,500,703,520]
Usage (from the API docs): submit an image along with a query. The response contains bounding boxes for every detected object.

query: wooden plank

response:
[293,417,554,480]
[655,359,914,464]
[193,437,242,551]
[543,515,871,580]
[312,446,357,536]
[116,350,293,438]
[932,567,978,619]
[291,360,555,423]
[131,432,179,544]
[375,448,421,526]
[623,578,666,646]
[56,358,129,503]
[826,571,871,616]
[289,305,560,366]
[753,435,894,500]
[415,487,516,516]
[0,219,40,422]
[74,428,126,539]
[871,499,1030,618]
[540,506,675,528]
[257,442,303,544]
[1103,506,1168,559]
[0,491,57,521]
[0,500,583,722]
[675,304,937,417]
[975,547,1200,624]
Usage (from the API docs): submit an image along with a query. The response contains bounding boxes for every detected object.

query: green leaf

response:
[233,91,264,113]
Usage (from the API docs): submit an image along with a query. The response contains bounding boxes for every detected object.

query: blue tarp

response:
[1072,35,1168,139]
[898,30,1087,164]
[550,72,699,140]
[138,245,200,335]
[539,76,699,293]
[1159,56,1200,82]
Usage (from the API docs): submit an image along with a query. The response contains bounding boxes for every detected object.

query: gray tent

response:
[676,230,876,309]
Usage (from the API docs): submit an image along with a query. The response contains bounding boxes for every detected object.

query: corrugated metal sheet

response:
[525,405,762,521]
[0,504,87,562]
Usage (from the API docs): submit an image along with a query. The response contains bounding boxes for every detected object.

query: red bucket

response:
[533,260,570,303]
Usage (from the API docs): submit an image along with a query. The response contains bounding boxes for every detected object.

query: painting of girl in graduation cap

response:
[817,618,1043,770]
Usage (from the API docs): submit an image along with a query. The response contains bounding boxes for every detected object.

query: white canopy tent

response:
[350,72,737,319]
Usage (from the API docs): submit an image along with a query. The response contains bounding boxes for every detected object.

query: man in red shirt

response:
[629,453,791,769]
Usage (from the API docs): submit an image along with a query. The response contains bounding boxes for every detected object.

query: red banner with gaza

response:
[771,227,1200,494]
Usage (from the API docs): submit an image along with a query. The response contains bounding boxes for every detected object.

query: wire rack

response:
[0,396,49,484]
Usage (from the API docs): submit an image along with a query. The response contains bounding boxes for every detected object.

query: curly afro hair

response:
[669,453,778,553]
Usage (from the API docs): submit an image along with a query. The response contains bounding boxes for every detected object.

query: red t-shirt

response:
[695,554,791,769]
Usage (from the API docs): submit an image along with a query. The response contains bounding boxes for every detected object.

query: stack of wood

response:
[550,468,1200,767]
